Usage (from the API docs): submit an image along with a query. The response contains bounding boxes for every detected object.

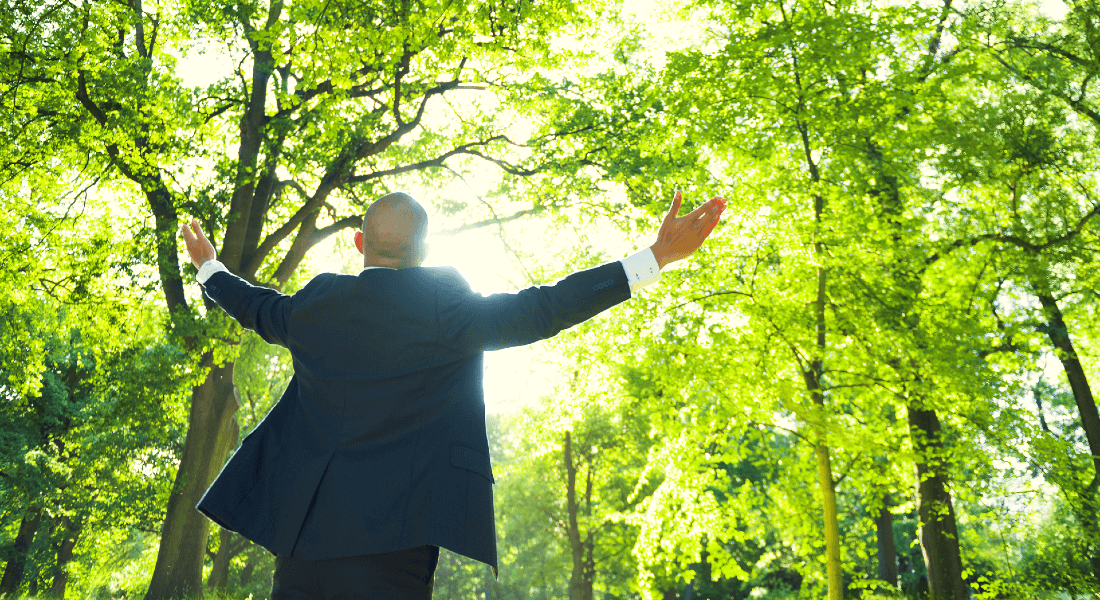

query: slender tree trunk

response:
[238,548,259,587]
[563,431,593,600]
[581,531,595,600]
[907,406,967,599]
[206,527,234,590]
[47,516,82,599]
[805,187,843,600]
[1033,287,1100,582]
[1034,291,1100,472]
[144,356,239,600]
[814,440,843,600]
[695,540,712,591]
[0,506,43,595]
[875,497,898,588]
[1033,386,1052,434]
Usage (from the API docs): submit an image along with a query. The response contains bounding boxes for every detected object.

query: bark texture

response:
[907,406,967,599]
[144,358,239,600]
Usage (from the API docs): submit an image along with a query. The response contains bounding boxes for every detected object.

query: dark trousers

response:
[271,545,439,600]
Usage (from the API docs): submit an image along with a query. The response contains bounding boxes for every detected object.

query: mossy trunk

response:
[815,441,843,600]
[144,357,239,600]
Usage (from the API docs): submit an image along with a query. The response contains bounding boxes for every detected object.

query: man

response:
[180,190,725,599]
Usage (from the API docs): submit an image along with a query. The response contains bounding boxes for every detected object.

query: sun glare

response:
[168,5,679,414]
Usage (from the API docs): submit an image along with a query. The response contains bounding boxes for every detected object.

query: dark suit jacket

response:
[195,261,631,572]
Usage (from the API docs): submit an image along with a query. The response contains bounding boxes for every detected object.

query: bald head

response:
[355,192,429,269]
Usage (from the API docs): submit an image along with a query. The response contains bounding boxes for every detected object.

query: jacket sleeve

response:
[200,270,293,347]
[436,261,632,353]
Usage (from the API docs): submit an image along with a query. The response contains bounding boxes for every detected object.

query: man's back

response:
[180,189,726,594]
[197,261,633,569]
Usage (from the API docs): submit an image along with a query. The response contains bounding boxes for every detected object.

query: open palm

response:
[650,191,726,269]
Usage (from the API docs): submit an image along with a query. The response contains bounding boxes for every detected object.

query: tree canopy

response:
[3,0,1100,598]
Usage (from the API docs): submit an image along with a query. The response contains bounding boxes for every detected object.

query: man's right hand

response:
[649,191,726,269]
[180,218,218,270]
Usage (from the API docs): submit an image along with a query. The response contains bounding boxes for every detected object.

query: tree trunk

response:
[206,526,233,591]
[0,506,43,595]
[48,515,82,599]
[239,561,255,587]
[563,431,593,600]
[1033,288,1100,582]
[1033,386,1052,434]
[238,548,259,587]
[907,406,967,599]
[875,497,898,588]
[814,441,843,600]
[805,186,843,600]
[1034,291,1100,473]
[144,356,240,600]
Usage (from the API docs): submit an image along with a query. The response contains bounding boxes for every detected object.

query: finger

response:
[685,195,723,222]
[702,204,725,237]
[192,219,214,246]
[686,195,721,226]
[663,190,683,225]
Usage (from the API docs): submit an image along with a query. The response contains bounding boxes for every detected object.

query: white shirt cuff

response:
[196,259,229,284]
[620,248,661,294]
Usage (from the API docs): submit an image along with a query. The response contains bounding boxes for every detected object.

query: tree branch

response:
[308,216,361,250]
[438,208,540,235]
[668,290,753,311]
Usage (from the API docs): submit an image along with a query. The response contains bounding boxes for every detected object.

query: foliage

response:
[3,0,1100,597]
[0,280,193,597]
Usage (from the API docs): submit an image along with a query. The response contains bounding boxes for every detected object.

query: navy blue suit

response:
[195,261,631,573]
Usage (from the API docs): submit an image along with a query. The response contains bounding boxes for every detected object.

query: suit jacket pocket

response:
[450,445,495,483]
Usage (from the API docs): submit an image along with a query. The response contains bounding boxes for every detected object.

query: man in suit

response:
[179,190,725,599]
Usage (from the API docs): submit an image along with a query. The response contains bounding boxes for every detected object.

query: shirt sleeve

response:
[197,259,230,284]
[620,248,661,294]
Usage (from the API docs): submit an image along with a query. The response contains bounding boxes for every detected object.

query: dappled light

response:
[2,0,1100,599]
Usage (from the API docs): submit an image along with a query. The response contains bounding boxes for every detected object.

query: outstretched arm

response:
[180,218,292,347]
[441,191,727,352]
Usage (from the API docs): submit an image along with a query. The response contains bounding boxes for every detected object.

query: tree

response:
[918,35,1100,588]
[518,0,1075,597]
[1,0,620,595]
[0,298,193,597]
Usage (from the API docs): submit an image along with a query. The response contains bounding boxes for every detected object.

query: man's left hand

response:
[180,218,217,269]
